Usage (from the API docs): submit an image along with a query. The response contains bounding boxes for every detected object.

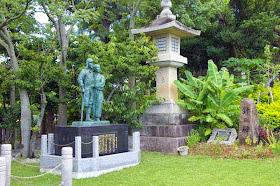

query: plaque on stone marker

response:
[238,98,259,145]
[207,128,237,145]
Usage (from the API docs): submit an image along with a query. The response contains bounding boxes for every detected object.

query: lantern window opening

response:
[171,37,179,52]
[155,37,167,52]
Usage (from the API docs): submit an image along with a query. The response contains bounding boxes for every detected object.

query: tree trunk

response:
[0,128,2,144]
[47,107,55,133]
[9,85,17,149]
[58,87,67,126]
[8,35,32,157]
[57,20,69,126]
[128,8,136,92]
[1,12,31,157]
[19,89,32,157]
[9,85,15,106]
[128,1,143,121]
[29,131,38,158]
[2,93,7,113]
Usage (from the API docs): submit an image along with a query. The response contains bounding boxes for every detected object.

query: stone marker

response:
[1,144,11,186]
[62,147,73,186]
[0,157,6,186]
[41,135,47,155]
[238,98,260,145]
[207,128,237,145]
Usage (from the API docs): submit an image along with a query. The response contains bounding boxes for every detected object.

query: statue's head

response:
[86,58,94,69]
[94,64,100,73]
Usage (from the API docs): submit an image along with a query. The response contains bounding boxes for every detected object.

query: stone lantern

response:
[132,0,201,154]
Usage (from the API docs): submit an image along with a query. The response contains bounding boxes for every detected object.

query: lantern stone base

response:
[140,136,186,154]
[139,100,197,154]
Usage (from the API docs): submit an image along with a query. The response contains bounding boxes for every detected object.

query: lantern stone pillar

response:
[132,0,201,154]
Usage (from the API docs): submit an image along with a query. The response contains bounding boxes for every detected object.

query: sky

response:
[35,9,49,24]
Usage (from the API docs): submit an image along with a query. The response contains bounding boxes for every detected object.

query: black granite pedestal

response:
[54,124,128,158]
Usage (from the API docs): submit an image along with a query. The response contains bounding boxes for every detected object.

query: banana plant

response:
[175,60,253,136]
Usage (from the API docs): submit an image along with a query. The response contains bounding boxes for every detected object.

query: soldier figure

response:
[78,58,95,121]
[92,64,105,121]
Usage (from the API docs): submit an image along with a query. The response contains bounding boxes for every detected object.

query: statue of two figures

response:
[78,58,105,122]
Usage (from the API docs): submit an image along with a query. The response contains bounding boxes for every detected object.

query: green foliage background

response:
[0,0,279,132]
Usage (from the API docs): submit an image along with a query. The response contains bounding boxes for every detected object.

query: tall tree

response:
[128,0,144,119]
[0,0,33,157]
[40,0,98,126]
[17,31,64,156]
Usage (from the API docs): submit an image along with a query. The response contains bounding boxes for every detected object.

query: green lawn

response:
[11,152,280,186]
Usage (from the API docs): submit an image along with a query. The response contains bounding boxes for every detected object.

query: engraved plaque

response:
[207,128,237,145]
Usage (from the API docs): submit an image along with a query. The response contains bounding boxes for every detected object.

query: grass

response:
[11,152,280,186]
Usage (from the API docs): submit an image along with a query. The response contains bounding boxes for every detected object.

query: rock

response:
[238,98,260,145]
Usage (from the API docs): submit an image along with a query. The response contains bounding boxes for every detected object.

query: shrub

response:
[0,106,20,129]
[265,129,280,156]
[186,129,201,148]
[175,60,253,135]
[250,82,280,130]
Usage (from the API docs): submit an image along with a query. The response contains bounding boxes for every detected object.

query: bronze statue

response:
[78,58,95,121]
[92,64,105,121]
[78,59,105,122]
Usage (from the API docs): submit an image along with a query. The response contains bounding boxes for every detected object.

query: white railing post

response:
[41,135,48,156]
[0,157,6,186]
[1,144,11,186]
[92,136,99,158]
[61,147,73,186]
[47,133,54,154]
[133,132,140,152]
[75,136,81,159]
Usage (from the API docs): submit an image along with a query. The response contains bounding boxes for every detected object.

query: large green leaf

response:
[224,105,240,111]
[174,80,196,99]
[221,68,230,87]
[220,67,229,80]
[185,70,198,88]
[221,85,254,107]
[207,95,219,107]
[189,116,199,122]
[189,99,203,105]
[176,100,195,110]
[203,108,216,113]
[216,114,233,126]
[206,114,215,122]
[215,123,227,129]
[197,79,209,101]
[229,75,234,86]
[208,60,222,88]
[205,128,212,136]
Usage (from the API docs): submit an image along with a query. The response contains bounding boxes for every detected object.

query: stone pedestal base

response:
[141,124,197,137]
[140,100,197,154]
[141,136,186,154]
[54,125,128,157]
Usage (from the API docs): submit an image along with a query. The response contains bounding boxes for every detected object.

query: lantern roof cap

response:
[131,17,201,38]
